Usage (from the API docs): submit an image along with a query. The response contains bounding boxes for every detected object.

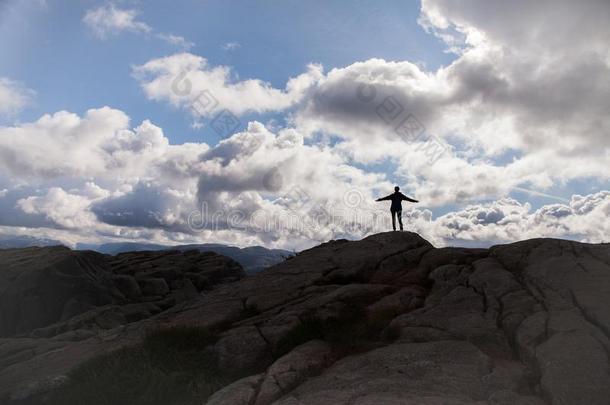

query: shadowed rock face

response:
[0,247,118,337]
[0,247,245,338]
[1,232,609,405]
[78,241,293,274]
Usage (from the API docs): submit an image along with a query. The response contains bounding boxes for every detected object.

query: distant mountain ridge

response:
[0,237,292,274]
[0,235,64,249]
[76,242,293,274]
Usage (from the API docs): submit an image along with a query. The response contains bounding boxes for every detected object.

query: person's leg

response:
[397,210,403,230]
[391,210,397,231]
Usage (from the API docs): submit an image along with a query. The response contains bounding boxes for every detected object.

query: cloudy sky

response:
[0,0,608,250]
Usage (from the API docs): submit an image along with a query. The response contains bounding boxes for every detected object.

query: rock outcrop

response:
[79,241,293,273]
[0,247,244,340]
[1,232,609,405]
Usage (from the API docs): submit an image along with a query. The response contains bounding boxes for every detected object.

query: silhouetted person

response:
[375,186,418,231]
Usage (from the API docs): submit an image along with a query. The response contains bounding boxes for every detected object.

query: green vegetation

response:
[48,327,229,405]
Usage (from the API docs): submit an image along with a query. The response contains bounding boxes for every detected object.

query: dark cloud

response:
[92,182,193,232]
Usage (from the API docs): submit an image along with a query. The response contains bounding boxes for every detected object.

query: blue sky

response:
[0,0,608,249]
[1,0,454,144]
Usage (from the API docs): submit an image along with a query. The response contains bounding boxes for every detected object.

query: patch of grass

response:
[48,327,230,405]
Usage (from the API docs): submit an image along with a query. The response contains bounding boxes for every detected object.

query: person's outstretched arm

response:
[400,192,419,203]
[375,194,392,202]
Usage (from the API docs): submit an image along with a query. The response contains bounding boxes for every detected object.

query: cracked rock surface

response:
[1,232,609,405]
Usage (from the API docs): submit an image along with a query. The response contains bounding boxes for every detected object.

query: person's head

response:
[394,186,400,192]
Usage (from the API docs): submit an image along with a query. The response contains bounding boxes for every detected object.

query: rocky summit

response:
[1,232,609,405]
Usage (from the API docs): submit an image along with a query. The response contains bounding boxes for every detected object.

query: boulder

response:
[254,340,334,405]
[206,374,264,405]
[214,326,273,372]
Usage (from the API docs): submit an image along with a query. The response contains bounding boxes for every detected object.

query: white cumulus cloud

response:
[133,53,323,118]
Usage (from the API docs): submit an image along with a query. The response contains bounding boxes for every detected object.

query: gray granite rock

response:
[2,233,609,405]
